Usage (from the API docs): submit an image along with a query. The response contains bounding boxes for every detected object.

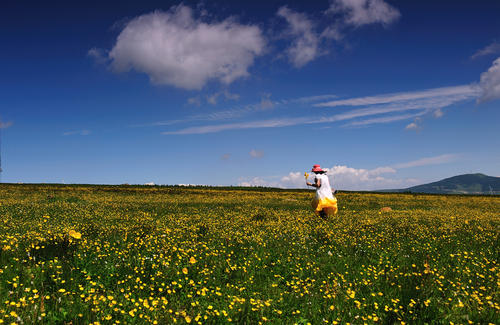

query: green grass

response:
[0,184,498,324]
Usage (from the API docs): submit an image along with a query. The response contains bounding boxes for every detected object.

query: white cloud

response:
[108,5,266,90]
[290,94,338,103]
[433,108,444,118]
[162,117,309,135]
[249,149,264,158]
[223,90,240,101]
[239,177,274,187]
[471,41,500,60]
[259,93,275,110]
[87,47,108,64]
[392,154,457,169]
[147,93,336,129]
[478,57,500,103]
[239,165,412,190]
[187,96,201,106]
[207,93,219,105]
[207,90,240,105]
[405,122,418,130]
[280,172,303,184]
[63,129,91,136]
[320,24,343,41]
[0,121,13,129]
[238,154,456,190]
[328,0,401,27]
[315,85,480,107]
[277,6,321,67]
[163,84,477,134]
[344,112,425,127]
[325,165,401,190]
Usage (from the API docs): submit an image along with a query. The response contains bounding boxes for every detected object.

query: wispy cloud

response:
[285,94,338,104]
[328,0,401,28]
[314,85,480,107]
[0,121,13,129]
[344,111,426,127]
[471,41,500,60]
[87,47,108,64]
[150,82,481,135]
[207,90,240,105]
[187,96,201,106]
[392,154,458,169]
[277,6,321,67]
[275,0,401,68]
[249,149,264,159]
[163,84,478,134]
[63,129,91,136]
[162,117,309,135]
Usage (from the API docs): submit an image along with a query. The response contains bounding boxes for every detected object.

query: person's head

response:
[312,164,326,174]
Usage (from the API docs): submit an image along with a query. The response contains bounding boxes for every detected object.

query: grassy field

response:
[0,184,498,324]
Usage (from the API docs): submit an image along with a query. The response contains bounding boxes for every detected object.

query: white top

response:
[315,174,334,200]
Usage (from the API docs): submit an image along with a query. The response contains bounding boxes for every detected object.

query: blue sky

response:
[1,0,499,189]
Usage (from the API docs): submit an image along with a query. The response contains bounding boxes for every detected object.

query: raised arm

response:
[306,177,321,188]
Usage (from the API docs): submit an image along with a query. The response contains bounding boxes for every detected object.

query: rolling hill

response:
[381,173,500,194]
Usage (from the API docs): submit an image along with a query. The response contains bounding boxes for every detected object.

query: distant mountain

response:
[381,173,500,194]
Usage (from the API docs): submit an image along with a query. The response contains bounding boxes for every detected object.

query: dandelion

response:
[69,230,82,239]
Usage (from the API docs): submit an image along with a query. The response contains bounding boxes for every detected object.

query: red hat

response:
[312,164,323,172]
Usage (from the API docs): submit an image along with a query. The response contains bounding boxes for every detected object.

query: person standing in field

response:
[306,164,338,219]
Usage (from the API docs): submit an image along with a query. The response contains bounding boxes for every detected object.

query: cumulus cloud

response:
[239,165,412,190]
[239,177,273,187]
[249,149,264,159]
[326,165,400,190]
[328,0,401,27]
[108,5,266,90]
[471,41,500,60]
[478,57,500,103]
[277,6,321,67]
[405,122,418,130]
[433,108,444,118]
[238,154,456,190]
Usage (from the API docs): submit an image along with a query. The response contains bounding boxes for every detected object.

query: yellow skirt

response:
[312,197,338,217]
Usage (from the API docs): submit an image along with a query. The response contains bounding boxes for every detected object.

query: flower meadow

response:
[0,184,498,324]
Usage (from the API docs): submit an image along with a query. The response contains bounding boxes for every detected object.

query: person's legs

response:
[319,210,327,220]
